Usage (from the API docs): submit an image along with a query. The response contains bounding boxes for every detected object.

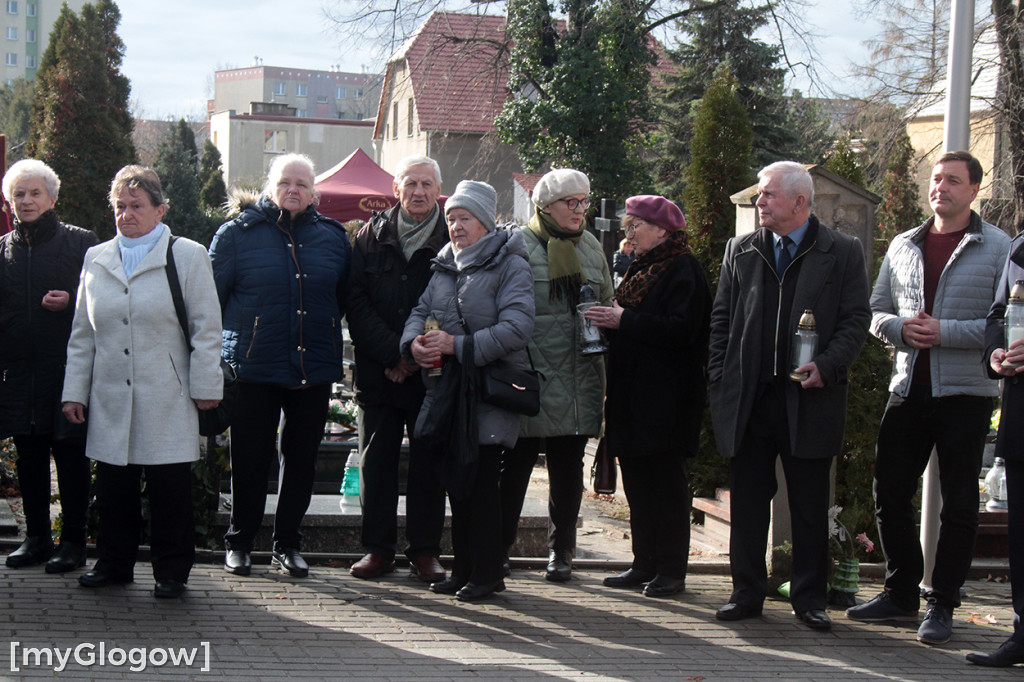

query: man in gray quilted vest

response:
[848,151,1010,645]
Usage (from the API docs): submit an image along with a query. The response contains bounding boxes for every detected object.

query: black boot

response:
[6,536,55,568]
[45,542,87,574]
[545,549,572,582]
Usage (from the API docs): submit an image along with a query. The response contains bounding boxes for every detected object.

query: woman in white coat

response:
[62,166,223,599]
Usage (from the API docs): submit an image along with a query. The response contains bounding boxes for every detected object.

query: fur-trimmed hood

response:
[225,187,262,217]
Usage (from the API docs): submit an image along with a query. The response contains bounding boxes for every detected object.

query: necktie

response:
[777,235,793,275]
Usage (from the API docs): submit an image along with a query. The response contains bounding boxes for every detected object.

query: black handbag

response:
[165,236,237,437]
[454,291,542,416]
[590,437,616,495]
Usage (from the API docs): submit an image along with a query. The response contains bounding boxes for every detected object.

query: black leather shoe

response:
[6,536,55,568]
[78,569,132,588]
[224,550,252,576]
[795,609,832,631]
[967,640,1024,667]
[716,602,763,621]
[545,549,572,583]
[456,580,506,602]
[603,568,656,588]
[643,575,685,598]
[153,580,186,599]
[272,546,309,578]
[45,542,86,574]
[429,577,467,595]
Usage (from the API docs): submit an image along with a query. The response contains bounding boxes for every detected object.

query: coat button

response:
[123,349,129,355]
[126,379,131,386]
[401,274,407,281]
[123,288,128,294]
[122,318,129,325]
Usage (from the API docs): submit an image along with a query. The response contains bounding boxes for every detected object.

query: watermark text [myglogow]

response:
[9,641,211,673]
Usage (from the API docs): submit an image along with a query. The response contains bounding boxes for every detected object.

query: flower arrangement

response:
[828,505,875,560]
[327,399,358,428]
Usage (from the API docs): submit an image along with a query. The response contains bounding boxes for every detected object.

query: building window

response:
[5,53,15,66]
[25,29,34,43]
[5,27,15,40]
[296,109,306,118]
[316,95,327,104]
[25,2,33,16]
[25,54,34,68]
[355,88,364,99]
[296,83,307,97]
[392,102,398,139]
[273,82,285,96]
[407,98,414,136]
[336,86,346,99]
[264,129,288,153]
[6,2,16,14]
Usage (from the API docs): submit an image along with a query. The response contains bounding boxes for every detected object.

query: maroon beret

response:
[625,195,685,233]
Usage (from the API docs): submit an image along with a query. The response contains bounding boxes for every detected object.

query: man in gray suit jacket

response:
[708,161,870,631]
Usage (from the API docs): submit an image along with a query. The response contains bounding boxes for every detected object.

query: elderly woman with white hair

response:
[499,168,613,582]
[210,153,351,579]
[0,159,98,573]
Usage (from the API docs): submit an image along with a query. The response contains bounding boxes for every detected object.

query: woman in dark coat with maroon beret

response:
[586,195,711,598]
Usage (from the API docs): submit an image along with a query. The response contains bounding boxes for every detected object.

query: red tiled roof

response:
[393,12,510,135]
[378,11,674,137]
[513,172,545,194]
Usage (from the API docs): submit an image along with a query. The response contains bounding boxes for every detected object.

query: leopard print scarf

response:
[615,230,692,308]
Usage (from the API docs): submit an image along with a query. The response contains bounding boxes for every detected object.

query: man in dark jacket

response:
[347,155,449,581]
[708,161,870,631]
[968,235,1024,667]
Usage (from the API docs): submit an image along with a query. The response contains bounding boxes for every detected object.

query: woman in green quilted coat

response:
[499,169,613,582]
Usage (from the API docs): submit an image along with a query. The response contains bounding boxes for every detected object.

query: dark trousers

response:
[12,434,89,543]
[728,383,832,613]
[94,460,194,582]
[1006,460,1024,643]
[225,382,330,552]
[619,454,690,579]
[500,435,586,553]
[450,444,503,585]
[358,403,445,560]
[874,388,991,609]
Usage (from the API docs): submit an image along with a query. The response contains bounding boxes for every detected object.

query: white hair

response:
[758,161,814,206]
[3,159,60,203]
[393,155,442,186]
[263,153,316,198]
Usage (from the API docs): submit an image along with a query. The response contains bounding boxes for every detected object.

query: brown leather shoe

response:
[350,553,396,580]
[410,555,446,583]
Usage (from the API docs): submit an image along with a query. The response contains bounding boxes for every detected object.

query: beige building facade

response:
[209,111,374,189]
[213,65,381,122]
[1,0,86,82]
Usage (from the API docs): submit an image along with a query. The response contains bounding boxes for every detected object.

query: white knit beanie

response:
[532,169,590,209]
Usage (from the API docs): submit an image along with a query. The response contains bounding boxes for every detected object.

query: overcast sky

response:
[113,1,882,121]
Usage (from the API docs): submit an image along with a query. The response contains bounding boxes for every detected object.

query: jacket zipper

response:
[245,315,261,358]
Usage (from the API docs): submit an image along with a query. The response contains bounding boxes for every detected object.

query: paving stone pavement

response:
[0,559,1019,680]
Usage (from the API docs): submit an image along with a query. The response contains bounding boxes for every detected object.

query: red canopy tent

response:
[314,148,397,223]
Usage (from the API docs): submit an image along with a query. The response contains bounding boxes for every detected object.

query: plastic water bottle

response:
[340,451,361,511]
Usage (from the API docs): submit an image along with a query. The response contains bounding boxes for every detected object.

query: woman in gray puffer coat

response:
[401,180,534,602]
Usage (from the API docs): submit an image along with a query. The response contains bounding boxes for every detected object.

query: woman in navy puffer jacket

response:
[210,153,350,579]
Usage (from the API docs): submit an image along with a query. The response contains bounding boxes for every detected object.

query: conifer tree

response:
[154,120,213,246]
[874,130,925,258]
[683,63,753,288]
[199,140,227,214]
[823,133,867,189]
[27,0,134,237]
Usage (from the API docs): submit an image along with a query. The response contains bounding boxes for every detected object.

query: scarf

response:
[397,204,439,262]
[117,222,166,277]
[616,230,692,308]
[528,208,584,309]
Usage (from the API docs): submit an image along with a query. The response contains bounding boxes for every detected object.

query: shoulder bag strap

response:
[451,275,537,371]
[164,235,195,353]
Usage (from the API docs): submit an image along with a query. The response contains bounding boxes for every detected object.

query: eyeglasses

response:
[555,197,591,212]
[623,219,647,237]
